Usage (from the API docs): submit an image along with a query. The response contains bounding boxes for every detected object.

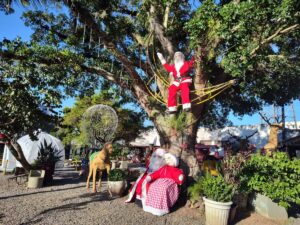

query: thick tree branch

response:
[63,1,159,116]
[250,24,299,56]
[149,4,175,56]
[0,118,16,127]
[163,1,171,29]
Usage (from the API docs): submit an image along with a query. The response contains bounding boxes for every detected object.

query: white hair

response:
[148,148,166,172]
[164,153,179,167]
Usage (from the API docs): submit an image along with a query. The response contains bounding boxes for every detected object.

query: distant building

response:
[130,122,300,150]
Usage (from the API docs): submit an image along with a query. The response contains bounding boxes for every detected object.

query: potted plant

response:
[32,140,62,185]
[191,174,234,225]
[107,169,127,196]
[27,170,45,188]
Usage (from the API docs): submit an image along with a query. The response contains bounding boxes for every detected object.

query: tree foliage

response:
[56,85,148,147]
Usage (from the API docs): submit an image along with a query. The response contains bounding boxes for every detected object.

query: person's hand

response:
[157,52,166,64]
[146,175,152,182]
[157,52,163,60]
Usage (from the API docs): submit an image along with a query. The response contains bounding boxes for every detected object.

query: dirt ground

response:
[0,167,298,225]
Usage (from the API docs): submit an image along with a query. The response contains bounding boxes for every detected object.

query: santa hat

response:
[154,148,166,157]
[164,153,179,167]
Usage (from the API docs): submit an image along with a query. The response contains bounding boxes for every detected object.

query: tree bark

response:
[6,140,32,172]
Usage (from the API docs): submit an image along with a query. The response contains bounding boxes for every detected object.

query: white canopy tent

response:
[0,145,17,172]
[0,132,65,172]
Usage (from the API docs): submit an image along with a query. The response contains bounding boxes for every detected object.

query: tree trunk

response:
[153,112,201,179]
[6,140,32,172]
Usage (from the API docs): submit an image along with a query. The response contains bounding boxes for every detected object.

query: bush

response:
[33,140,62,168]
[111,143,130,160]
[240,152,300,209]
[221,149,252,193]
[188,174,234,203]
[108,169,126,181]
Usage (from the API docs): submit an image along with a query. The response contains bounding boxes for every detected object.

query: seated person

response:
[143,153,184,216]
[125,148,166,205]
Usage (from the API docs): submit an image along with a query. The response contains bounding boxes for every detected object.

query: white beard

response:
[148,155,165,173]
[175,61,184,76]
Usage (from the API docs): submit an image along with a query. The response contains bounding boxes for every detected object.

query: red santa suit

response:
[143,153,185,216]
[125,148,166,203]
[158,52,195,112]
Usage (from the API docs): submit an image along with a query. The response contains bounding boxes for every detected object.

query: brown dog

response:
[86,142,113,193]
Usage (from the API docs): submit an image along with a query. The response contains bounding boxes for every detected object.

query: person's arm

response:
[188,55,195,68]
[157,52,173,73]
[146,167,162,182]
[172,168,185,185]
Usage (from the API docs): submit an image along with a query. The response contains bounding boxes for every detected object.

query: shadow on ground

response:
[0,185,85,200]
[230,209,252,225]
[19,192,113,225]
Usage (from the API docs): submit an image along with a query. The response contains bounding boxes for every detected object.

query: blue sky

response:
[0,5,299,126]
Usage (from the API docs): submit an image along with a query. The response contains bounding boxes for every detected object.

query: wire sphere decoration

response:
[82,104,118,147]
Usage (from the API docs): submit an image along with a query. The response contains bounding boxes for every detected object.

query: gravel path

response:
[0,167,298,225]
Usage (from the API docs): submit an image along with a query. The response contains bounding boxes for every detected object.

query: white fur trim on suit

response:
[182,103,191,109]
[125,172,145,203]
[179,174,184,182]
[146,175,151,182]
[168,106,177,112]
[175,62,183,76]
[172,81,180,87]
[143,205,169,216]
[181,78,192,83]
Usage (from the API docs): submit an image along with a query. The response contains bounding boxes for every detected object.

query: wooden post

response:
[3,159,8,175]
[291,103,297,129]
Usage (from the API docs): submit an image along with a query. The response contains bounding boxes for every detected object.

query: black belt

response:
[175,76,190,82]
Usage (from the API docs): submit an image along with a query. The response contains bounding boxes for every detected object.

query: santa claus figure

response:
[125,148,166,205]
[157,51,195,113]
[143,153,185,216]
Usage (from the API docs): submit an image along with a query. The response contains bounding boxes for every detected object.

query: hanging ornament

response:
[82,23,86,44]
[89,29,93,49]
[75,12,80,32]
[97,37,101,57]
[110,59,114,72]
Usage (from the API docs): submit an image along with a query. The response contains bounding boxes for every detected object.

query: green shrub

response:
[108,169,126,181]
[188,174,234,203]
[240,152,300,209]
[33,140,62,168]
[111,143,130,160]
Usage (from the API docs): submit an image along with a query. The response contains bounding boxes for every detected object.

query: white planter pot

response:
[203,197,232,225]
[27,170,45,188]
[108,180,126,196]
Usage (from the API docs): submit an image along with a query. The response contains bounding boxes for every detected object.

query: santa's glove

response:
[157,52,166,65]
[146,175,152,182]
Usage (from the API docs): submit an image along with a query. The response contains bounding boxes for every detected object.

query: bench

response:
[7,174,28,186]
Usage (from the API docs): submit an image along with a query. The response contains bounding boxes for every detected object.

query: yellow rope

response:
[195,84,233,105]
[143,33,235,106]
